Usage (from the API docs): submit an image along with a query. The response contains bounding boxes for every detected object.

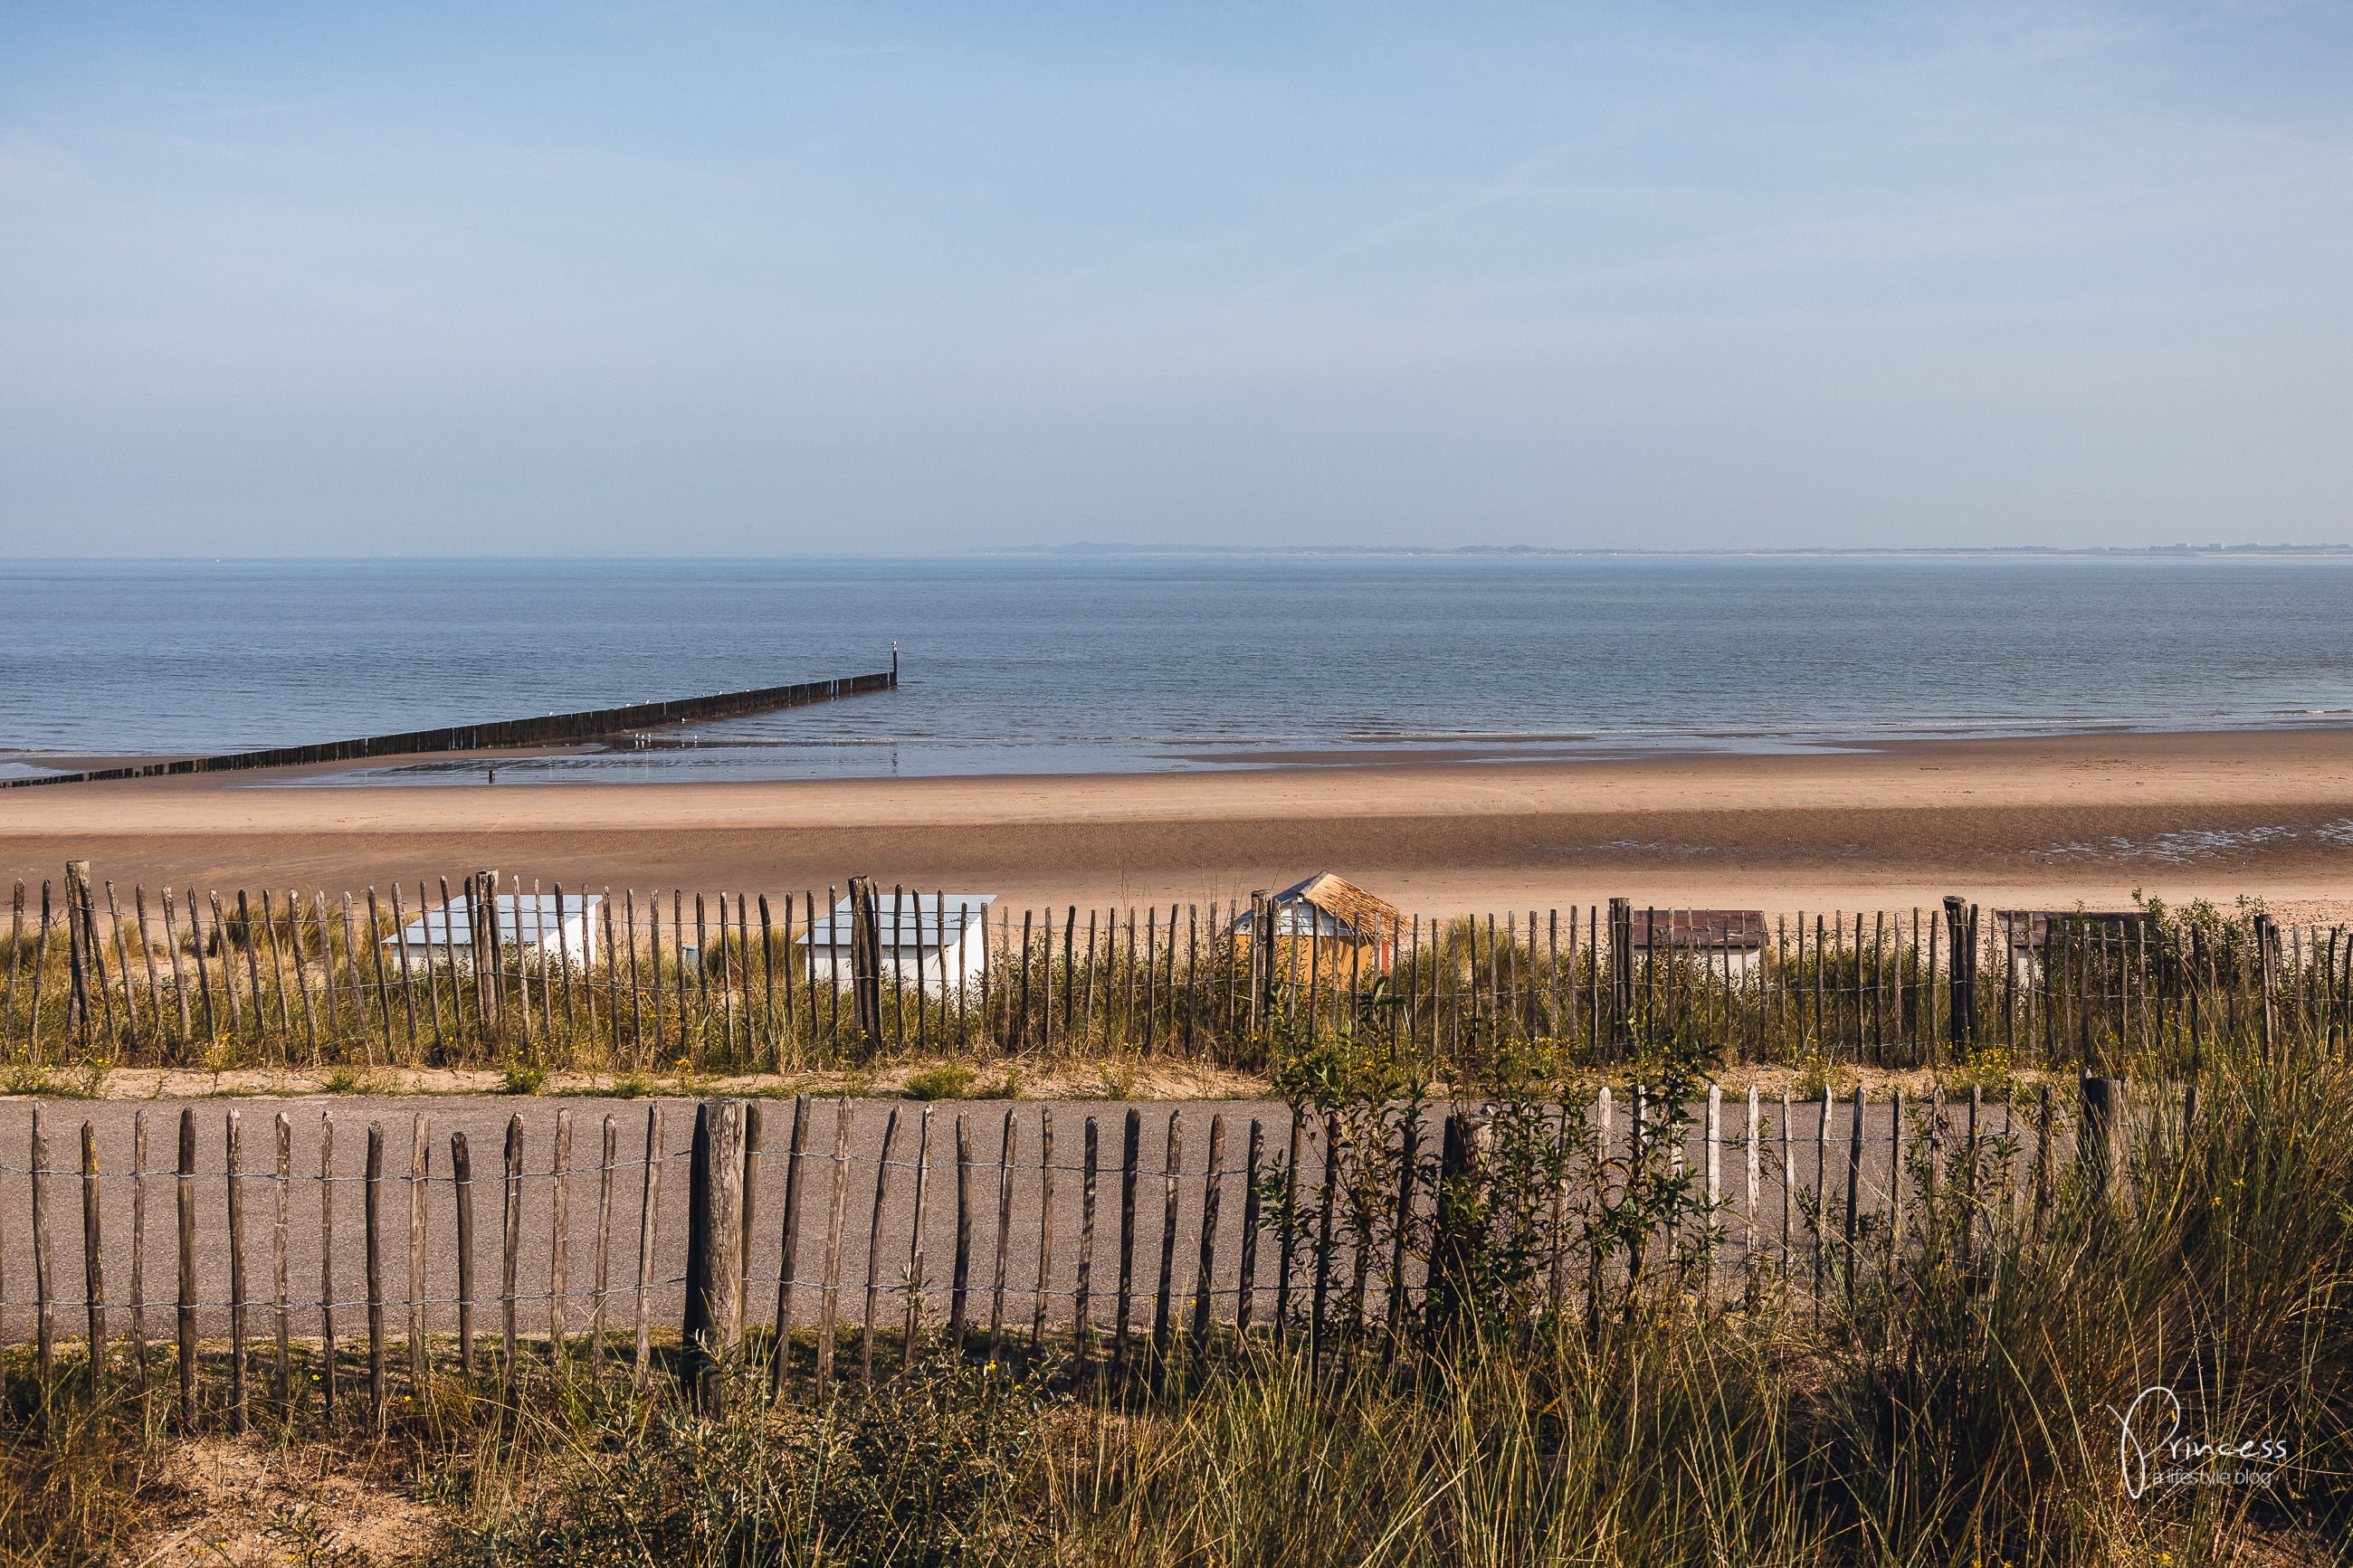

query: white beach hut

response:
[383,891,602,968]
[1993,909,2151,987]
[801,891,995,994]
[1626,908,1769,979]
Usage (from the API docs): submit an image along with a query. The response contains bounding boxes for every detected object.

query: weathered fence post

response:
[2,879,21,1045]
[769,1094,809,1401]
[1113,1107,1141,1376]
[2253,914,2279,1058]
[1424,1111,1488,1337]
[130,1110,149,1398]
[987,1108,1018,1361]
[2080,1074,2128,1205]
[1309,1116,1335,1360]
[1075,1117,1100,1355]
[1151,1111,1182,1359]
[815,1098,852,1389]
[1192,1114,1226,1344]
[1608,898,1634,1051]
[903,1105,934,1372]
[634,1103,663,1390]
[1238,1118,1262,1335]
[501,1115,522,1390]
[1943,897,1977,1054]
[682,1098,748,1412]
[227,1109,248,1430]
[1033,1107,1056,1348]
[81,1122,105,1397]
[1250,891,1275,1033]
[452,1131,476,1376]
[407,1115,430,1391]
[272,1114,291,1406]
[32,1106,55,1394]
[176,1107,196,1424]
[861,1106,900,1383]
[735,1103,761,1343]
[1745,1087,1763,1274]
[27,882,53,1060]
[472,870,499,1026]
[316,1112,337,1416]
[64,860,92,1044]
[1703,1085,1721,1293]
[848,878,882,1056]
[1842,1087,1863,1297]
[594,1114,617,1374]
[365,1124,386,1421]
[548,1109,571,1371]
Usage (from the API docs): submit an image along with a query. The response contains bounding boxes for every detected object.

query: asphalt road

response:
[0,1092,2036,1352]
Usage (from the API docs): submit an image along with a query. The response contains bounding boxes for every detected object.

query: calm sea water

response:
[4,555,2350,784]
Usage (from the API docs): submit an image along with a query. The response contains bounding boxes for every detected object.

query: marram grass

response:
[5,1044,2347,1565]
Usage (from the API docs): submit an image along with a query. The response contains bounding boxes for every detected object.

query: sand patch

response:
[133,1438,440,1566]
[35,1060,1273,1104]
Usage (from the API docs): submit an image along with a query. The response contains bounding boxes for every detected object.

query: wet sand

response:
[2,728,2350,920]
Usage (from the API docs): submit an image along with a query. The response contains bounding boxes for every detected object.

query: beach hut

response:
[1994,908,2151,986]
[1228,872,1402,972]
[802,891,996,993]
[1625,908,1769,977]
[382,891,601,968]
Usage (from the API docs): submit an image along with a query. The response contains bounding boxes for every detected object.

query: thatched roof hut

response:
[1229,872,1403,969]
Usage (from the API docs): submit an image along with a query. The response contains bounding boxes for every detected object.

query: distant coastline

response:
[9,542,2353,564]
[1000,541,2353,559]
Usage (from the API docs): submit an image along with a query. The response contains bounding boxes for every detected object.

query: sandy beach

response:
[3,727,2350,920]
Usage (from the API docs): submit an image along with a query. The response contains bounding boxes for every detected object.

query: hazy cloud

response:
[1,1,2348,554]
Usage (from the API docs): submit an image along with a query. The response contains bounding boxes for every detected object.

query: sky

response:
[1,1,2348,556]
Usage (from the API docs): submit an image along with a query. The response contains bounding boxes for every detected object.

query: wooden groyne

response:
[1,659,899,788]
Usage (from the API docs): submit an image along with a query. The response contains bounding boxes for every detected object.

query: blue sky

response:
[2,2,2348,554]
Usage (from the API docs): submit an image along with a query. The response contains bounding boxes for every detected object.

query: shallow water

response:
[4,554,2350,783]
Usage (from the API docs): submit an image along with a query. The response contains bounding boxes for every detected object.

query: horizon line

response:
[4,542,2351,565]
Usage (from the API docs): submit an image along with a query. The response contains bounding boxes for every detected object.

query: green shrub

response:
[499,1061,548,1096]
[902,1064,976,1101]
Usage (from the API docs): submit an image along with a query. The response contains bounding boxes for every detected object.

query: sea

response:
[4,554,2351,785]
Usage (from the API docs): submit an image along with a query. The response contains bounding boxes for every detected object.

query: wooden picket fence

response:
[0,1080,2134,1424]
[5,865,2345,1074]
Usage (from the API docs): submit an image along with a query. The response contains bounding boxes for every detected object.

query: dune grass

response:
[1,884,2318,1087]
[11,1034,2339,1565]
[424,1043,2347,1565]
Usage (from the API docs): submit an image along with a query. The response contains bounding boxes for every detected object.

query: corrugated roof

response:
[1994,910,2151,948]
[802,892,996,948]
[383,892,601,950]
[1627,909,1768,950]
